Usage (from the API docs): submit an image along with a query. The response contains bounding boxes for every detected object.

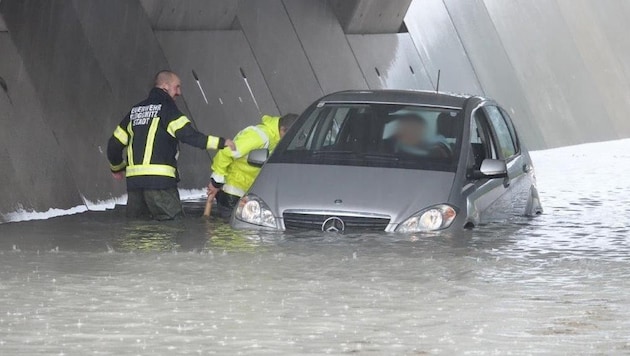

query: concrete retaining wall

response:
[0,0,628,220]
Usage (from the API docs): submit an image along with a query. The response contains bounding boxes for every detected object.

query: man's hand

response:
[112,171,125,181]
[207,182,221,197]
[224,138,236,151]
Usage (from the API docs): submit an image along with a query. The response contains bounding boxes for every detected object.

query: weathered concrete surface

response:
[139,0,238,31]
[0,33,84,220]
[405,0,483,95]
[556,0,630,136]
[442,0,545,149]
[283,0,368,93]
[329,0,412,34]
[347,34,432,90]
[72,0,171,110]
[1,0,630,219]
[0,0,122,206]
[483,0,616,147]
[237,0,323,114]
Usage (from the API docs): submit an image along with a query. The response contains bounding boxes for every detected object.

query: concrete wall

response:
[0,0,629,220]
[139,0,239,31]
[0,33,83,221]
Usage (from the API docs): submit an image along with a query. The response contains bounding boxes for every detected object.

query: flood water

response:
[1,140,629,355]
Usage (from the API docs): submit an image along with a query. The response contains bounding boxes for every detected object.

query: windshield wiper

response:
[311,150,357,157]
[359,153,401,162]
[312,150,354,154]
[311,150,401,162]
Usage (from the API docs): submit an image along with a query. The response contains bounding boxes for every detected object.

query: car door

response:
[483,105,530,218]
[464,106,509,224]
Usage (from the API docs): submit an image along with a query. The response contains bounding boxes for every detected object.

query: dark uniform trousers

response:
[215,191,241,219]
[127,188,183,221]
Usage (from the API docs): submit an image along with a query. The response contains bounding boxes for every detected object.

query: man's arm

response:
[107,119,130,177]
[166,115,231,150]
[210,126,264,187]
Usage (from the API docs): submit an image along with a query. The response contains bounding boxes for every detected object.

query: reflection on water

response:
[0,140,629,354]
[114,222,188,252]
[111,218,270,254]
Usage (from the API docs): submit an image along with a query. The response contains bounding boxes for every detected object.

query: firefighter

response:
[107,70,234,220]
[208,113,298,217]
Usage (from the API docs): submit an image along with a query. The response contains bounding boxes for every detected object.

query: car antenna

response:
[435,69,441,94]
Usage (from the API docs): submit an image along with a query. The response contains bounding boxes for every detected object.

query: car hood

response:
[250,163,456,223]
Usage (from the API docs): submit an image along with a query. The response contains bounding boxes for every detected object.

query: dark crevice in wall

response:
[0,75,12,104]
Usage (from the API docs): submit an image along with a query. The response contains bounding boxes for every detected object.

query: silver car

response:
[231,90,542,233]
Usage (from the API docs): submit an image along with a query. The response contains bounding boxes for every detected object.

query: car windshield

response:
[270,103,463,171]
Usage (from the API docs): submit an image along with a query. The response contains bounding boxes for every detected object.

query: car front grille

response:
[283,212,390,232]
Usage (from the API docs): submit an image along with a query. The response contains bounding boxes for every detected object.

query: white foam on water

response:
[3,205,89,223]
[1,189,208,223]
[179,188,207,201]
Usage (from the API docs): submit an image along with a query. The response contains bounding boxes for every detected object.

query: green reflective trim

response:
[126,164,176,178]
[113,125,129,146]
[127,121,135,166]
[207,136,220,150]
[167,116,190,137]
[110,161,127,172]
[143,117,160,165]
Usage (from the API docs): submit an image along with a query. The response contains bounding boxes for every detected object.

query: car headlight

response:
[235,194,277,228]
[396,204,457,233]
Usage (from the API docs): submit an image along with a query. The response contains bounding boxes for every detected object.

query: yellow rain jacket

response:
[211,115,281,197]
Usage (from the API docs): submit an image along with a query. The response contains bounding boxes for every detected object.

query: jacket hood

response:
[260,115,281,143]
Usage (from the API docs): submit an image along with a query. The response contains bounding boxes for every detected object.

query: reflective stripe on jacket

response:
[211,115,280,197]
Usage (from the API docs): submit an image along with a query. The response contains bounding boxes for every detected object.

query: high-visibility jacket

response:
[211,115,280,197]
[107,87,226,190]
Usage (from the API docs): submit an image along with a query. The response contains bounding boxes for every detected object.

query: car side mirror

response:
[477,159,508,179]
[247,149,269,168]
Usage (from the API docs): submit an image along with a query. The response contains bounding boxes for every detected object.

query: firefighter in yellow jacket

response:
[209,113,298,217]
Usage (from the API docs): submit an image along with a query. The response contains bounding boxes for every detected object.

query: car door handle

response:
[523,164,532,173]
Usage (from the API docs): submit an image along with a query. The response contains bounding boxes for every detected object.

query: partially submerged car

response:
[231,90,542,233]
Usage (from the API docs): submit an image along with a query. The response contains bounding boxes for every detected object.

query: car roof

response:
[317,90,474,109]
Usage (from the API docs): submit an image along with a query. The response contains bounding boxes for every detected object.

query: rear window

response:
[270,103,463,172]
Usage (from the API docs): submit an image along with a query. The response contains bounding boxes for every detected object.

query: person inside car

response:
[390,114,450,158]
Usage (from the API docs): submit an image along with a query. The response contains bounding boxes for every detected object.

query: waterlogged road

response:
[0,140,629,355]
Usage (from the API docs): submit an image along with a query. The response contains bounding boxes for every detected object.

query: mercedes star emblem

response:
[322,217,345,233]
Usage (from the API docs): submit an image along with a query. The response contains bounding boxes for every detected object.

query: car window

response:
[470,116,482,145]
[327,108,349,145]
[484,106,517,159]
[499,107,520,152]
[470,110,497,171]
[274,103,463,172]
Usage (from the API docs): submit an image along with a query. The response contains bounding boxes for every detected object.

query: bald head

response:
[154,70,182,99]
